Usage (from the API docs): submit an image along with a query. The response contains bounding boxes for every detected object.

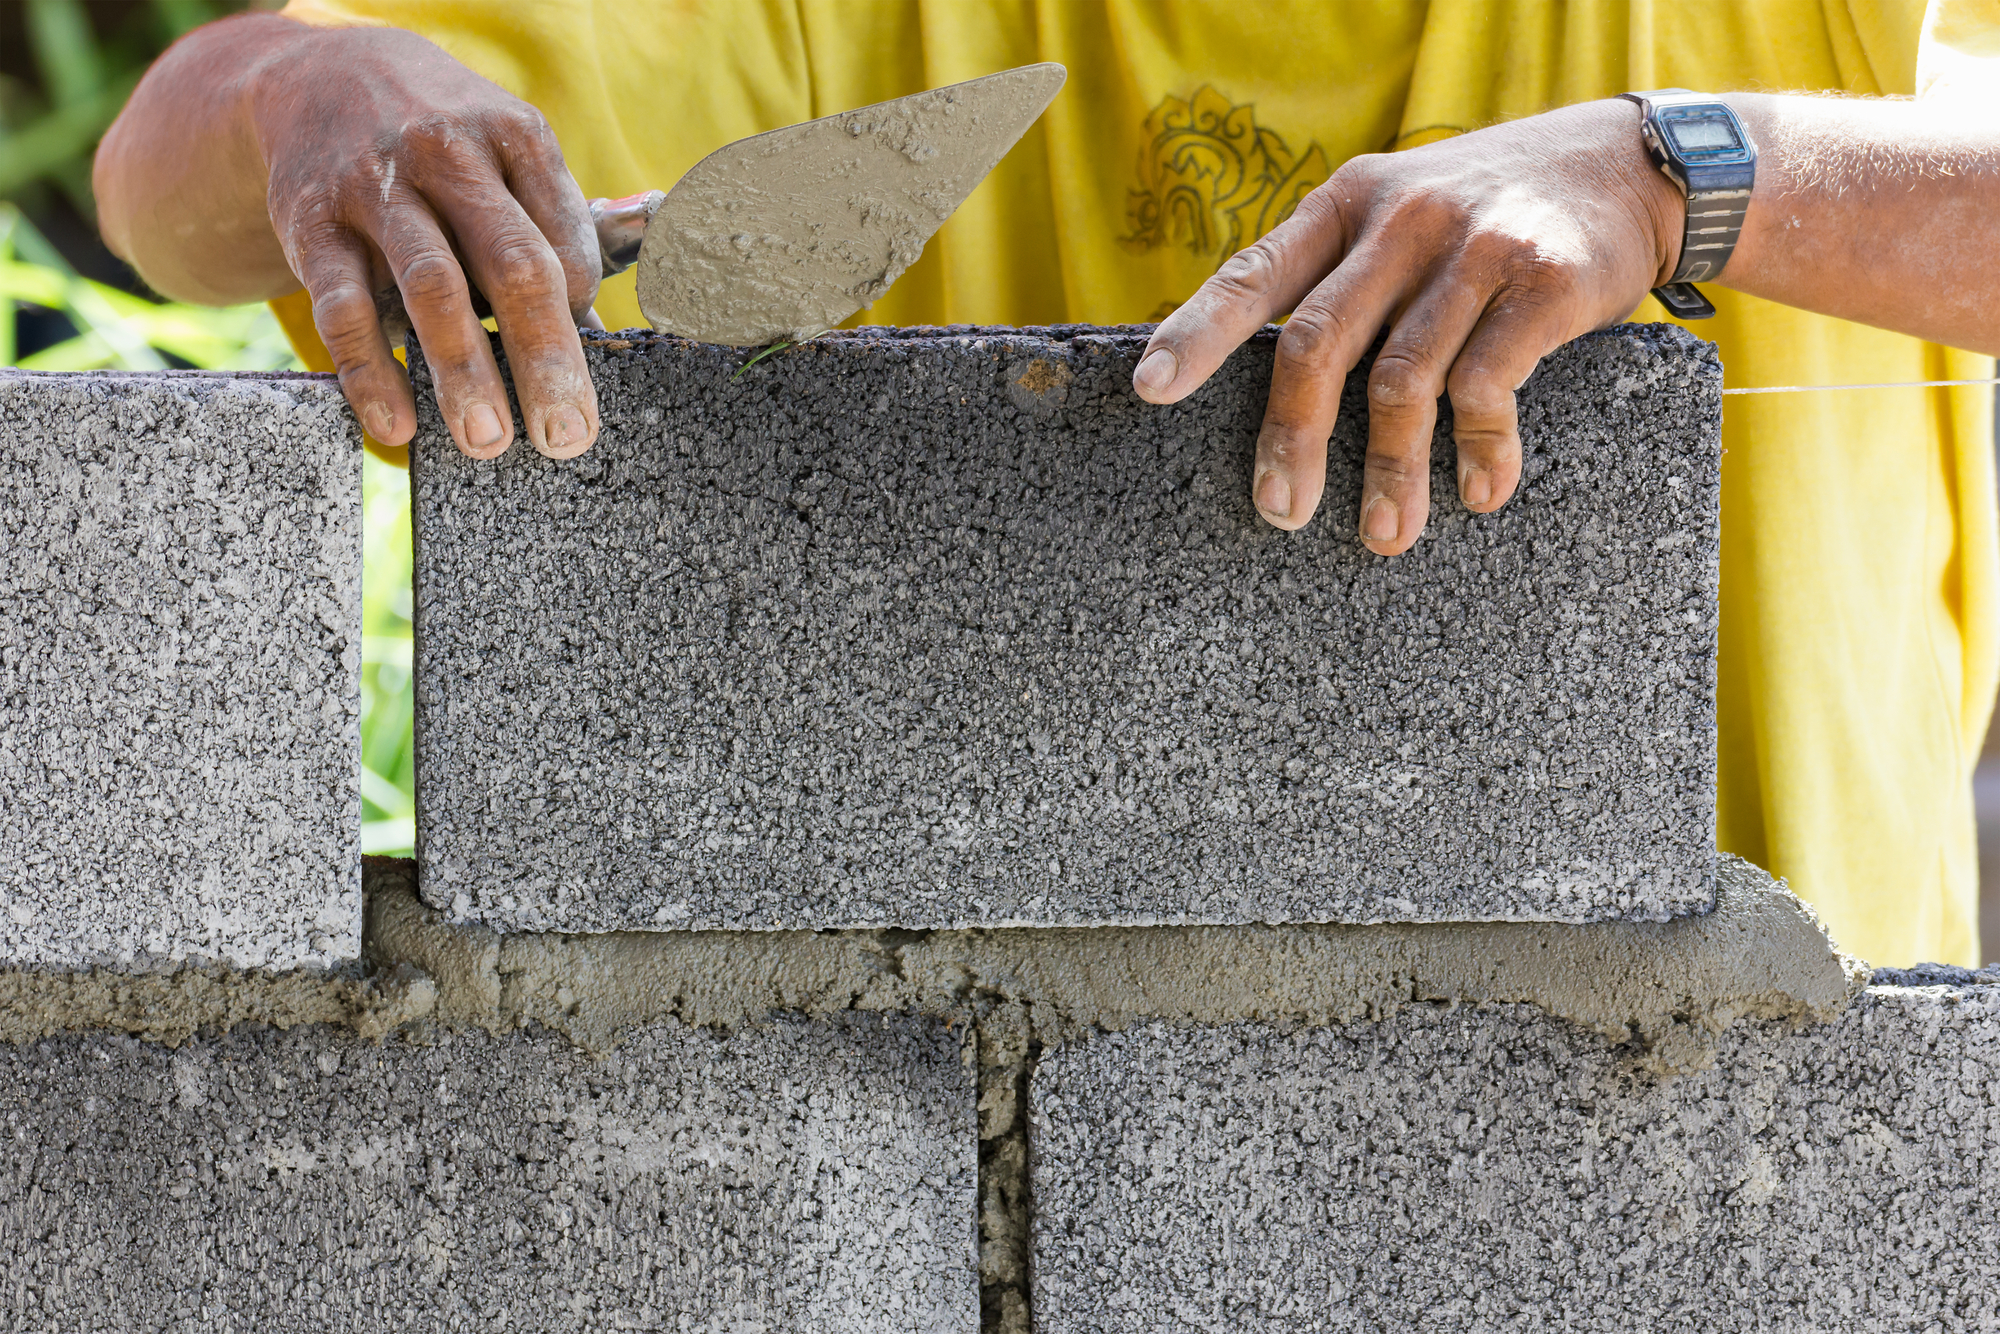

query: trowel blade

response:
[634,63,1067,347]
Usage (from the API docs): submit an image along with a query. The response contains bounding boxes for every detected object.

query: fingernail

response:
[465,403,506,450]
[1362,496,1399,544]
[547,404,588,452]
[363,401,394,440]
[1460,465,1492,509]
[1255,470,1292,522]
[1134,348,1178,396]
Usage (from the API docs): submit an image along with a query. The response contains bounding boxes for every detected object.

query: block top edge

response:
[0,367,339,386]
[578,319,1717,368]
[1867,962,2000,988]
[0,366,353,423]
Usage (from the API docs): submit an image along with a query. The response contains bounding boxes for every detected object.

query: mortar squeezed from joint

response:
[392,855,1862,1077]
[2,856,1866,1079]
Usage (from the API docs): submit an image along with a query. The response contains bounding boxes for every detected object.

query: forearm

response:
[1720,92,2000,354]
[94,13,310,305]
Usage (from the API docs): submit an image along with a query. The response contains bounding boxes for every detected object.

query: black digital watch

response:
[1618,89,1757,320]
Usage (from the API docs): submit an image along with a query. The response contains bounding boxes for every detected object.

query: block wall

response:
[5,341,1994,1333]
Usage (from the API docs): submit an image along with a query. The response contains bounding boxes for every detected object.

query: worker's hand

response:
[255,24,600,459]
[1131,99,1683,553]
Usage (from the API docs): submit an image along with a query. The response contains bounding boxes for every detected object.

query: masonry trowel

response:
[583,63,1067,347]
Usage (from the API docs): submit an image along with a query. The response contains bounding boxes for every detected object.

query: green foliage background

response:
[2,0,416,855]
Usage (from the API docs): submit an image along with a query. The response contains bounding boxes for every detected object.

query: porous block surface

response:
[0,372,360,968]
[412,324,1718,931]
[0,1014,975,1332]
[1031,985,2000,1332]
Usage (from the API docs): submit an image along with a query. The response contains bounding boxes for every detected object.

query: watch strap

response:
[1651,282,1717,320]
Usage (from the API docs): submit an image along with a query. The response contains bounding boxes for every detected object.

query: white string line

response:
[1722,377,2000,395]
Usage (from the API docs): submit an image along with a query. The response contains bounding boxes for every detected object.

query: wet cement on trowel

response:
[635,65,1066,345]
[1,853,1862,1334]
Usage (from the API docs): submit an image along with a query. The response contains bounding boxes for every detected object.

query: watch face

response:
[1661,107,1747,159]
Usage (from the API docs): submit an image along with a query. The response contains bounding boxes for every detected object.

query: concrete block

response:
[0,1013,976,1331]
[0,372,360,969]
[411,323,1719,932]
[1030,984,2000,1332]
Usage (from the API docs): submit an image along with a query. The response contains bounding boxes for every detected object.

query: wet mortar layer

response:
[0,370,361,970]
[409,323,1721,934]
[2,857,1860,1334]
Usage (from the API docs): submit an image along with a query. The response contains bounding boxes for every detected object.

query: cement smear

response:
[635,65,1066,345]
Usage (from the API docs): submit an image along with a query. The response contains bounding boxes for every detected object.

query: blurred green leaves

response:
[0,0,224,207]
[1,204,298,369]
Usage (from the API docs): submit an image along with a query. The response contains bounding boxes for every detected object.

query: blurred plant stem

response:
[1,203,299,369]
[360,454,416,855]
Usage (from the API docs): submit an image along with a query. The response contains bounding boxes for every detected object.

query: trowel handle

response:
[588,191,667,279]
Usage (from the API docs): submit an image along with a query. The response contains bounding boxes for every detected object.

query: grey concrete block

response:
[1030,985,2000,1332]
[0,372,360,969]
[0,1013,976,1332]
[411,324,1719,932]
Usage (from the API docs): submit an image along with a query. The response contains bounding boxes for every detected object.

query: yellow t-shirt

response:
[278,0,1997,967]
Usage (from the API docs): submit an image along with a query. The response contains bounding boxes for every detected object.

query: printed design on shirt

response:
[1121,86,1331,264]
